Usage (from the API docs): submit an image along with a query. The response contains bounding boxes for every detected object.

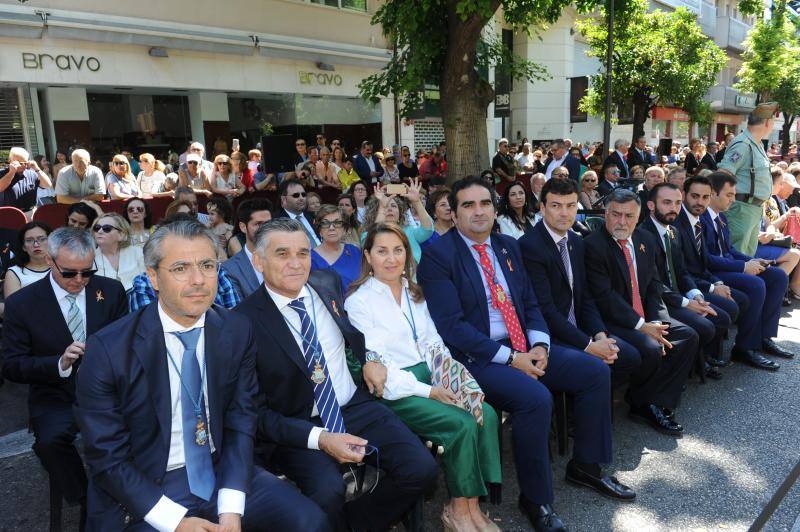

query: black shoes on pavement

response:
[629,403,684,437]
[732,348,780,371]
[565,460,636,502]
[518,498,567,532]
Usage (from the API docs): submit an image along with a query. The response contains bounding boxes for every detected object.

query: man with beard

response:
[639,183,733,380]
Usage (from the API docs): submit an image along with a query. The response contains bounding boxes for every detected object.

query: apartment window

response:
[310,0,367,11]
[569,77,588,123]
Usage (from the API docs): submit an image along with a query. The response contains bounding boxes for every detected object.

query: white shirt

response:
[543,222,573,289]
[94,246,145,292]
[545,155,567,180]
[287,211,321,246]
[611,235,646,330]
[8,265,49,289]
[242,245,264,286]
[364,155,376,173]
[50,274,86,379]
[264,284,356,449]
[144,304,244,532]
[497,214,534,240]
[683,206,726,287]
[345,277,440,400]
[516,152,535,170]
[649,216,698,306]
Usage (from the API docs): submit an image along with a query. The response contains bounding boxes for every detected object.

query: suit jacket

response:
[675,209,720,291]
[584,226,670,328]
[639,217,699,308]
[417,229,549,371]
[627,147,651,170]
[700,210,750,272]
[519,222,605,350]
[353,154,384,183]
[603,151,629,178]
[274,207,316,224]
[542,154,582,182]
[597,179,616,198]
[700,153,718,171]
[222,249,260,300]
[235,270,368,461]
[74,304,258,530]
[2,274,127,417]
[715,147,726,164]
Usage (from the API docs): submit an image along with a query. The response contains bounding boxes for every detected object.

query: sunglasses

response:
[127,206,145,213]
[217,162,230,166]
[53,261,97,279]
[93,224,120,233]
[187,161,199,165]
[296,143,306,147]
[113,161,127,166]
[287,192,307,198]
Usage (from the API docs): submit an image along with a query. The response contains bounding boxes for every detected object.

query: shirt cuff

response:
[144,495,187,532]
[709,284,716,293]
[491,345,512,364]
[527,331,550,350]
[217,488,246,517]
[307,426,326,450]
[634,318,645,330]
[686,289,703,301]
[413,381,433,398]
[680,297,690,308]
[57,358,72,378]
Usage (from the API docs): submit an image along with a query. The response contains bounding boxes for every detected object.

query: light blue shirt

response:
[458,231,549,363]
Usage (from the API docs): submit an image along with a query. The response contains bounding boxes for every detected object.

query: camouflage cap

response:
[751,102,779,119]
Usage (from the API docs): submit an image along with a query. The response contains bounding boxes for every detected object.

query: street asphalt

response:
[0,306,798,531]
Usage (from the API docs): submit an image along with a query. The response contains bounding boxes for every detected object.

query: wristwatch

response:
[365,350,385,365]
[506,351,518,366]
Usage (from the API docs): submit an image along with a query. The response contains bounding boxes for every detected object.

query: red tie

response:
[618,239,645,319]
[472,244,527,352]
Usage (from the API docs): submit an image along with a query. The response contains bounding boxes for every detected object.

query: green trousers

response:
[726,200,763,256]
[382,363,502,498]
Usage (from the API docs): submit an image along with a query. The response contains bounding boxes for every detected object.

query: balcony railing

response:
[699,2,716,37]
[714,16,751,53]
[708,84,757,113]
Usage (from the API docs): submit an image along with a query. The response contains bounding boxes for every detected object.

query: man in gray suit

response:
[222,198,273,299]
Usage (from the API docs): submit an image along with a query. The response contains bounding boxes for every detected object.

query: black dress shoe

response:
[704,362,723,380]
[732,348,780,371]
[662,407,675,421]
[629,404,684,436]
[518,497,567,532]
[707,357,730,368]
[762,339,795,359]
[565,461,636,501]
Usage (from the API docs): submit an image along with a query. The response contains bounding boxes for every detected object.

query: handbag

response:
[425,341,485,425]
[783,213,800,244]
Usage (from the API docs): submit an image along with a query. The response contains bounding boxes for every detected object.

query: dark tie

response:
[693,221,703,256]
[663,231,680,291]
[557,238,577,326]
[287,297,345,434]
[715,217,729,255]
[172,328,215,501]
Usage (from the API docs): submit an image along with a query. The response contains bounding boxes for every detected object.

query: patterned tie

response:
[694,221,703,256]
[663,231,680,291]
[172,328,215,501]
[472,244,527,352]
[715,217,729,255]
[557,238,577,326]
[618,240,645,319]
[287,298,346,434]
[65,294,85,343]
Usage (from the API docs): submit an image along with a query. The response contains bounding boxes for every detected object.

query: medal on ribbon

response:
[195,418,208,446]
[311,361,327,385]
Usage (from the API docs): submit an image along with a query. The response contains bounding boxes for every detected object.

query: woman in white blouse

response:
[92,212,144,292]
[496,181,537,239]
[345,223,501,532]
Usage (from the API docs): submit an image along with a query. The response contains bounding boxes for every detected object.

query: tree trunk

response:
[781,112,794,157]
[631,91,651,146]
[440,1,498,186]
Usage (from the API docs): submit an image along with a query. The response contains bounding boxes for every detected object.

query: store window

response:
[87,93,192,162]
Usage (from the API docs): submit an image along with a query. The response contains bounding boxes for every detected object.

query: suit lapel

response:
[133,304,172,448]
[606,229,633,301]
[491,235,526,326]
[253,287,309,375]
[40,278,72,344]
[84,278,103,336]
[204,308,225,445]
[453,232,490,327]
[236,250,260,293]
[632,232,649,293]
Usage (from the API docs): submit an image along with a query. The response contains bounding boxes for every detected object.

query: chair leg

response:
[554,392,568,456]
[49,476,63,532]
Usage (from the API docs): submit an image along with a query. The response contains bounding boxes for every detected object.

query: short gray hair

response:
[71,149,90,162]
[254,218,308,256]
[48,227,95,261]
[604,187,641,208]
[8,147,29,161]
[143,219,217,270]
[614,138,629,150]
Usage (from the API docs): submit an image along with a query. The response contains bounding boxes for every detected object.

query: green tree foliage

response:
[359,0,602,182]
[577,0,726,144]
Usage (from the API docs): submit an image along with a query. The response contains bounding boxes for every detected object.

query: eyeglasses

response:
[187,161,199,166]
[161,260,219,282]
[127,206,145,213]
[93,224,120,233]
[113,161,127,166]
[583,179,597,183]
[24,236,48,246]
[53,261,96,279]
[319,220,344,229]
[217,162,230,166]
[287,192,307,198]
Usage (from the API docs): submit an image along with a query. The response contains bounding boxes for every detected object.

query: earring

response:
[369,270,373,276]
[402,270,406,276]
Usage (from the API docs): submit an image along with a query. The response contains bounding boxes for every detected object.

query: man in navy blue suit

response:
[352,140,384,184]
[699,171,792,370]
[74,220,326,532]
[418,177,632,532]
[520,178,642,386]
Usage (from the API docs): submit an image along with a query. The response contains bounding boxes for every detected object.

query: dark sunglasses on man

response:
[287,192,307,198]
[53,261,97,279]
[93,224,120,233]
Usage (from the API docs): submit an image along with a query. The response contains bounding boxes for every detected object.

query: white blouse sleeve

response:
[345,291,432,401]
[497,215,523,239]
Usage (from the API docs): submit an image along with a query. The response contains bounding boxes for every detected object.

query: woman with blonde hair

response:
[345,223,501,532]
[210,154,245,198]
[92,212,144,291]
[137,153,170,197]
[106,154,141,200]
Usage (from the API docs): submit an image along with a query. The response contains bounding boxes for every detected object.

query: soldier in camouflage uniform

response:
[717,102,779,256]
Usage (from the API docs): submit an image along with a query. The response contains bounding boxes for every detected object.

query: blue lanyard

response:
[400,288,418,345]
[165,340,207,419]
[282,288,322,362]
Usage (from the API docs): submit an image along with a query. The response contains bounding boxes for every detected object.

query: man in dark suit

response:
[584,189,698,436]
[352,140,384,184]
[3,228,127,528]
[419,177,632,532]
[627,136,651,171]
[74,220,325,532]
[274,179,319,246]
[222,198,273,300]
[602,138,630,178]
[639,182,733,379]
[597,164,622,198]
[520,178,643,386]
[236,218,437,531]
[542,140,582,181]
[702,143,719,171]
[698,171,792,369]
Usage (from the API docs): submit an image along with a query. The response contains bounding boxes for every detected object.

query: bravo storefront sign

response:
[299,71,343,86]
[22,52,101,72]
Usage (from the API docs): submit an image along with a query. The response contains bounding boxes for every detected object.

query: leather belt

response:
[735,193,766,207]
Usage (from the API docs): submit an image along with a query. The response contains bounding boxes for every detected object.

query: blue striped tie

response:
[288,298,346,433]
[65,294,85,343]
[557,238,577,326]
